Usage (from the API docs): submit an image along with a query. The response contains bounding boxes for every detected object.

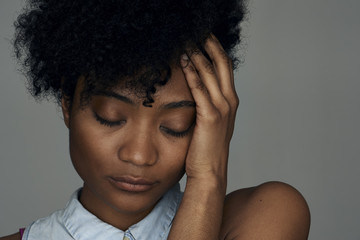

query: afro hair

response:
[13,0,247,106]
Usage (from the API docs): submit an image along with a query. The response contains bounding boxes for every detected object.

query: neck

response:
[79,184,155,230]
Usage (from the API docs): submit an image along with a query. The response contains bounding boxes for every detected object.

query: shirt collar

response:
[62,183,182,240]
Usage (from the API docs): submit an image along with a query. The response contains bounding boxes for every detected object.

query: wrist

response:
[185,174,227,196]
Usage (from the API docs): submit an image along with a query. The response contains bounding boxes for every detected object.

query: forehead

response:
[111,66,194,105]
[154,67,193,101]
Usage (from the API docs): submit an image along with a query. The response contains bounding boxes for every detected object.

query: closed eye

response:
[160,121,195,138]
[93,111,125,127]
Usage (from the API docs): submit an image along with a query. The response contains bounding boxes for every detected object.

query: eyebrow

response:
[92,90,134,104]
[92,90,195,109]
[161,101,196,109]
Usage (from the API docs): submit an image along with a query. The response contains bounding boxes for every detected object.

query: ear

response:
[61,95,71,129]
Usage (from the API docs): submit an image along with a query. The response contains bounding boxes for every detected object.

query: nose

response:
[117,129,158,167]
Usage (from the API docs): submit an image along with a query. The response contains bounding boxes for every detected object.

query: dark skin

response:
[65,68,195,230]
[1,35,310,240]
[1,182,310,240]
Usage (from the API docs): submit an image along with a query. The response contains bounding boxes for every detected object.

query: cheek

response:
[159,137,191,175]
[68,119,116,181]
[69,128,94,181]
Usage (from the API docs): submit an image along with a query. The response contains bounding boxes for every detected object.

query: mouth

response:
[108,176,157,193]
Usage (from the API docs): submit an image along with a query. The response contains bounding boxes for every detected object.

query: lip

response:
[108,176,157,193]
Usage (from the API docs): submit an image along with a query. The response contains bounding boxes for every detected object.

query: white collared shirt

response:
[22,184,183,240]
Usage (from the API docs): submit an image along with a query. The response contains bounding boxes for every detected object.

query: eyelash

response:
[93,112,125,127]
[160,122,194,138]
[93,111,194,138]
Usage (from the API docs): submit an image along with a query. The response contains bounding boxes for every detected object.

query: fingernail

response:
[180,54,189,67]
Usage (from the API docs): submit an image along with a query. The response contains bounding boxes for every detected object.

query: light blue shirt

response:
[22,184,183,240]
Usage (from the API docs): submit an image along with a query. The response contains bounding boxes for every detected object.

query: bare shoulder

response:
[220,181,310,240]
[0,232,21,240]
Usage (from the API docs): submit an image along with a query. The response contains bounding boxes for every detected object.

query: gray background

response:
[1,0,359,239]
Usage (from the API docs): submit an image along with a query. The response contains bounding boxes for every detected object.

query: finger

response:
[204,35,239,139]
[202,35,238,131]
[186,48,225,105]
[180,54,215,115]
[204,34,237,104]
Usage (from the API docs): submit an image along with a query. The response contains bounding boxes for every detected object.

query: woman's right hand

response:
[168,34,238,240]
[180,34,238,189]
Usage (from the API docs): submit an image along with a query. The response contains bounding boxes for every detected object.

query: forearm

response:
[169,34,237,240]
[168,176,226,240]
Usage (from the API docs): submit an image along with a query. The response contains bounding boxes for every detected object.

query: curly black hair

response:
[13,0,247,107]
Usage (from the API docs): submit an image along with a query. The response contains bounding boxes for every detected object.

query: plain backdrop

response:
[1,0,359,239]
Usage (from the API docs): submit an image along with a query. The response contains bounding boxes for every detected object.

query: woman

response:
[2,0,310,239]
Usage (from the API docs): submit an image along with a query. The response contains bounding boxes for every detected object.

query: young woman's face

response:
[62,67,195,228]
